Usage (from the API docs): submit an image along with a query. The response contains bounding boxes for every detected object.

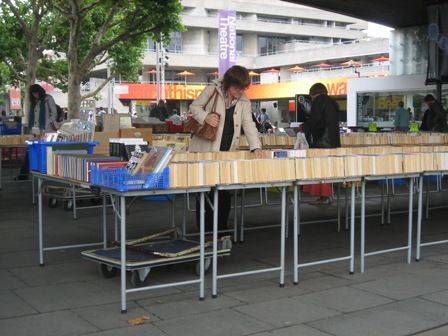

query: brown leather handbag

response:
[184,89,220,141]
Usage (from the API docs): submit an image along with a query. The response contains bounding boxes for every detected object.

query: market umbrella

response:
[40,81,54,92]
[207,71,219,76]
[248,70,260,83]
[263,68,280,73]
[144,69,157,83]
[288,65,306,72]
[177,70,195,84]
[341,59,361,67]
[311,62,332,68]
[371,56,389,62]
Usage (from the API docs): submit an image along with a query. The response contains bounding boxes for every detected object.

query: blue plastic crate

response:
[28,141,98,173]
[0,123,22,135]
[91,166,170,192]
[26,140,39,171]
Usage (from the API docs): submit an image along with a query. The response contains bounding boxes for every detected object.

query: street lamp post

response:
[156,40,168,103]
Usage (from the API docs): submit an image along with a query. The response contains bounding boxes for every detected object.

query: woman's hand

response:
[253,148,268,159]
[205,113,220,127]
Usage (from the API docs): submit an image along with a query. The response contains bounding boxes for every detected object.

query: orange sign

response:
[9,87,21,110]
[118,77,352,101]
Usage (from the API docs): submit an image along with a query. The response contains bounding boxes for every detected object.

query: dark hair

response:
[29,84,46,102]
[309,82,328,96]
[398,101,404,107]
[56,104,64,122]
[222,65,251,93]
[424,94,435,102]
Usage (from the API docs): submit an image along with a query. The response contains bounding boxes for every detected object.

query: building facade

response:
[64,0,391,127]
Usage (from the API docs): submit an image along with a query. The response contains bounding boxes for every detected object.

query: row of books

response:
[46,140,175,189]
[124,145,173,175]
[151,132,448,151]
[166,151,448,189]
[42,129,92,142]
[341,132,448,146]
[0,135,31,145]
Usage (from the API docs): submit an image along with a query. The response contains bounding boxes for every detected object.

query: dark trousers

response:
[196,190,231,233]
[18,149,30,179]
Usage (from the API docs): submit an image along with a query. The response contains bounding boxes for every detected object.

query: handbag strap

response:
[204,88,218,111]
[210,90,219,112]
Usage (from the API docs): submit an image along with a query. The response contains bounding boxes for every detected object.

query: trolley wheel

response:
[99,264,118,278]
[48,198,59,208]
[130,268,151,287]
[195,257,212,276]
[219,236,233,250]
[63,200,73,211]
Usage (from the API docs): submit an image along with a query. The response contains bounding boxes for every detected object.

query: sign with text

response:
[218,10,237,78]
[9,87,21,110]
[118,78,351,101]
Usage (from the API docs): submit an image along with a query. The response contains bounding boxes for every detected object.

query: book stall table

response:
[293,177,360,285]
[95,185,213,313]
[415,171,448,261]
[34,171,214,313]
[0,143,27,189]
[360,173,420,273]
[210,182,291,298]
[33,172,110,266]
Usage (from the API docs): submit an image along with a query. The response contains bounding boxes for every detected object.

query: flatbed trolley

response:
[81,228,232,288]
[43,183,102,211]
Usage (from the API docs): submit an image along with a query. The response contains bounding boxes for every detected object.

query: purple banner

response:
[218,10,237,78]
[426,2,448,85]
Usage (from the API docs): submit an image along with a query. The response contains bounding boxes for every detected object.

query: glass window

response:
[258,36,290,55]
[356,89,448,128]
[236,34,243,54]
[166,32,182,53]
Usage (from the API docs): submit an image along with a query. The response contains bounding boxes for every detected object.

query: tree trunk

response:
[23,28,40,128]
[67,0,82,120]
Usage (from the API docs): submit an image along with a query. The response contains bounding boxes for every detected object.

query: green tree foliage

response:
[0,1,60,114]
[0,0,184,120]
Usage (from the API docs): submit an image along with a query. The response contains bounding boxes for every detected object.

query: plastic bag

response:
[294,132,309,149]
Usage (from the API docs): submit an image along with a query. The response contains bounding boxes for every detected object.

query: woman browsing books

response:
[16,84,58,180]
[189,65,267,233]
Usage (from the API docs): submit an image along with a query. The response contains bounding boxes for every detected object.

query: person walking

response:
[394,101,410,132]
[257,108,270,133]
[298,82,341,205]
[189,65,267,233]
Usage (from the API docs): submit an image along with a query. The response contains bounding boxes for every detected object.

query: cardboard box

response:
[102,114,121,132]
[152,123,169,134]
[93,131,119,155]
[119,128,153,146]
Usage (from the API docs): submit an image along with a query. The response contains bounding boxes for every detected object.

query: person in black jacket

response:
[298,82,341,205]
[298,82,341,148]
[149,99,169,121]
[424,94,448,132]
